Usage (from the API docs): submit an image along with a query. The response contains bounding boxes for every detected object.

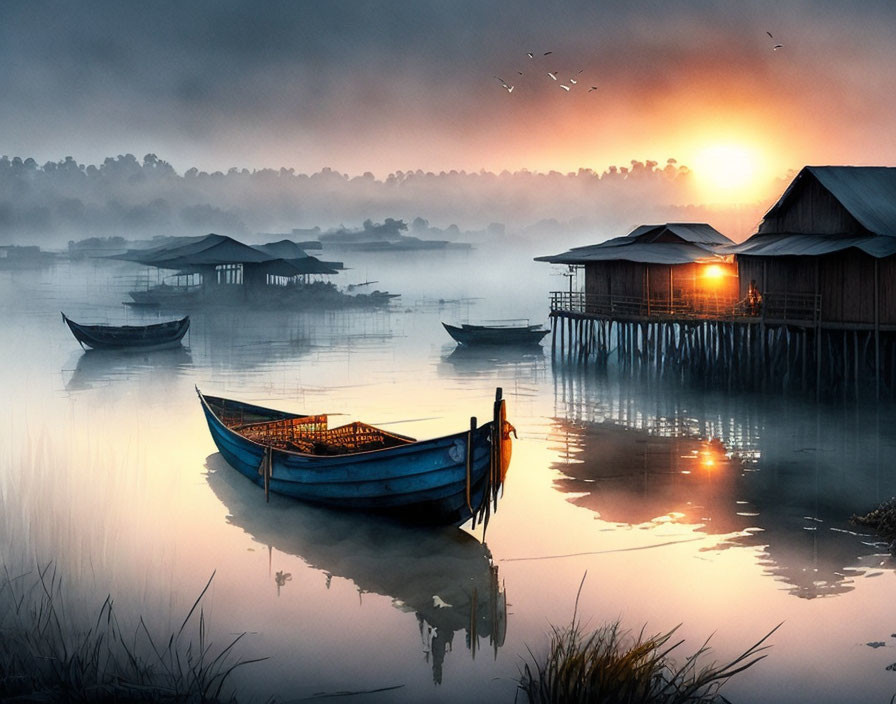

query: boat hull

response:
[198,391,506,525]
[62,313,190,351]
[443,322,548,347]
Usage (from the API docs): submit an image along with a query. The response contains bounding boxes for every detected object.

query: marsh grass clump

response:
[0,563,263,703]
[518,577,779,704]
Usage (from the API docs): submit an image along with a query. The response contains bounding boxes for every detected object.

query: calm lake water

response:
[2,249,896,703]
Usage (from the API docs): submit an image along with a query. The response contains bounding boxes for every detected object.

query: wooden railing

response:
[549,291,822,323]
[760,292,822,325]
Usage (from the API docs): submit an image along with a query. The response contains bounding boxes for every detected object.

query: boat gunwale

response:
[197,387,484,461]
[62,312,190,336]
[442,322,549,345]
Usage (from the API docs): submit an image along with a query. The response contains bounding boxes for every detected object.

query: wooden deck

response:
[549,291,822,326]
[548,291,894,399]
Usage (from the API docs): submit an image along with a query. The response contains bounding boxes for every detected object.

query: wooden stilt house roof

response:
[732,166,896,258]
[535,223,733,265]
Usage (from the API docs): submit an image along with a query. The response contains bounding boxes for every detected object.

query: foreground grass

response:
[518,577,779,704]
[0,563,262,703]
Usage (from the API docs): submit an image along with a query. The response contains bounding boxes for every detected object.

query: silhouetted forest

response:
[0,154,773,246]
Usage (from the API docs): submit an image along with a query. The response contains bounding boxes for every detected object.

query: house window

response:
[216,263,243,285]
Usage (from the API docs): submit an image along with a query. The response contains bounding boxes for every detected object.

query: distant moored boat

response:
[442,321,549,347]
[196,387,513,527]
[61,312,190,351]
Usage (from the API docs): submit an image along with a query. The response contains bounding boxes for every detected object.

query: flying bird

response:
[588,86,598,92]
[494,76,514,92]
[560,84,570,91]
[543,51,553,56]
[547,71,558,80]
[527,52,534,59]
[767,31,783,50]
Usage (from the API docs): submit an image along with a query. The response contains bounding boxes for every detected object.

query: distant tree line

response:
[0,153,766,246]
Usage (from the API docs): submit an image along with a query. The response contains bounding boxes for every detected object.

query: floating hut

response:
[114,233,381,307]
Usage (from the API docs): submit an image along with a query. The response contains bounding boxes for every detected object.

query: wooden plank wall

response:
[586,261,739,302]
[759,175,864,235]
[738,252,896,326]
[880,257,896,325]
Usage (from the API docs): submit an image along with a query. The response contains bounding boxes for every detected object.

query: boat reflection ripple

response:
[205,458,507,684]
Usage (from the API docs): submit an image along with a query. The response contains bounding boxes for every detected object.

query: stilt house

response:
[535,223,737,316]
[733,166,896,327]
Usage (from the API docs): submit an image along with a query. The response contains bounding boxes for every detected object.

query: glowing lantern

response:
[703,264,724,280]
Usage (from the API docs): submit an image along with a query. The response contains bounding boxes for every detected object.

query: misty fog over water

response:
[0,154,772,246]
[2,251,896,703]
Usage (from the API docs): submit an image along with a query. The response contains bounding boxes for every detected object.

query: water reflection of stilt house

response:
[551,367,894,599]
[538,167,896,398]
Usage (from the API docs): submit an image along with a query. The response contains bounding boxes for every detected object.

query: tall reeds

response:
[518,575,779,704]
[0,563,263,702]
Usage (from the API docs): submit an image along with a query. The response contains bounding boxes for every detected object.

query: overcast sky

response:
[2,0,895,187]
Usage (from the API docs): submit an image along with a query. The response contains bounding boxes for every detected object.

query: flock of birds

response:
[494,32,784,95]
[494,51,596,95]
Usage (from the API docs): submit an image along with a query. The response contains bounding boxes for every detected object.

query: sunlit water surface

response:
[2,251,896,703]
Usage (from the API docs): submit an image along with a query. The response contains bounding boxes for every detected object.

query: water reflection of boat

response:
[65,347,193,391]
[61,312,190,351]
[197,388,512,526]
[442,321,549,347]
[439,344,546,382]
[206,460,506,684]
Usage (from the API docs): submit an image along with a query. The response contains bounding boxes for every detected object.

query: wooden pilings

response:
[550,311,895,399]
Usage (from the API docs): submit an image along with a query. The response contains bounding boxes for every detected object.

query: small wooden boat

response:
[443,321,549,347]
[197,387,513,526]
[61,313,190,351]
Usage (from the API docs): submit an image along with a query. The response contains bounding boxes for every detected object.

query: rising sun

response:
[692,143,762,204]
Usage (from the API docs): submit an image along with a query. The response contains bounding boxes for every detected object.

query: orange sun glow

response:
[692,142,765,204]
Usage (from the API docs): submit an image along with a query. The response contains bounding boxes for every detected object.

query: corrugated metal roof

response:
[536,241,724,265]
[536,222,731,264]
[764,166,896,237]
[730,233,896,259]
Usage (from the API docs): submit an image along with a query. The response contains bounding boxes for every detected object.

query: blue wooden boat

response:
[62,312,190,351]
[443,322,549,347]
[196,387,512,526]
